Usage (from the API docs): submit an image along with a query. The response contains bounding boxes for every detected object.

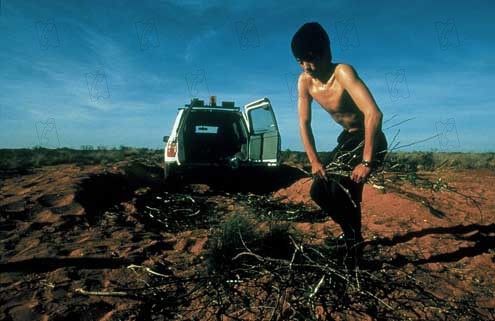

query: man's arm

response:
[297,74,325,177]
[335,64,383,181]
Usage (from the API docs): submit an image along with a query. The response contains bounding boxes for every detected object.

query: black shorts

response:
[328,129,388,170]
[324,129,388,202]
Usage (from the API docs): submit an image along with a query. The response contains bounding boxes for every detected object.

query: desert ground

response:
[0,152,494,320]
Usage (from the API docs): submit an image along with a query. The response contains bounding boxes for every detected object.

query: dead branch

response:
[74,288,130,297]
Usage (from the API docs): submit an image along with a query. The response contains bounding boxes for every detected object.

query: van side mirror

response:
[163,135,169,143]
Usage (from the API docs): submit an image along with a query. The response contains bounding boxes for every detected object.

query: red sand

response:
[1,164,494,320]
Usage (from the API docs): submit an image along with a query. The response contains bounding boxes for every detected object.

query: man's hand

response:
[351,163,371,183]
[311,161,326,179]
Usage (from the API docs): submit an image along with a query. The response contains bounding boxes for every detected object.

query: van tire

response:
[163,163,181,190]
[163,163,173,180]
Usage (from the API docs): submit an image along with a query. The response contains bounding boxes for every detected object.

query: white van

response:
[163,96,281,181]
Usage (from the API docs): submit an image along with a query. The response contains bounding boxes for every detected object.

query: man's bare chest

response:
[308,81,356,114]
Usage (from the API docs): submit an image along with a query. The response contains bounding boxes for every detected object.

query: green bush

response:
[0,148,493,173]
[0,147,163,172]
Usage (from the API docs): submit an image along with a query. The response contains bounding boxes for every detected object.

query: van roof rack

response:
[184,97,238,109]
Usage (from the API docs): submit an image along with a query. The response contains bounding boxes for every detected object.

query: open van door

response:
[244,98,281,164]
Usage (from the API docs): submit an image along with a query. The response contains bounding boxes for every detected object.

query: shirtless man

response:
[291,22,387,266]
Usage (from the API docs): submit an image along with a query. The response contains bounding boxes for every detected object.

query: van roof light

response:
[210,96,217,107]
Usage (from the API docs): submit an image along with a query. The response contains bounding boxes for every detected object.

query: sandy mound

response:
[272,176,318,208]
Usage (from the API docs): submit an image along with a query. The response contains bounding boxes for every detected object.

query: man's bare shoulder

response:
[297,71,311,84]
[334,63,359,84]
[297,72,312,92]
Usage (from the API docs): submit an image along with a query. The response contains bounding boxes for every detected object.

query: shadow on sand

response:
[170,164,308,194]
[366,223,495,268]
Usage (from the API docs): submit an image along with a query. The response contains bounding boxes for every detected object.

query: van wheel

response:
[163,163,173,180]
[163,163,181,190]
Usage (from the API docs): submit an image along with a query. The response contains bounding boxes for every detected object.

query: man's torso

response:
[302,63,364,131]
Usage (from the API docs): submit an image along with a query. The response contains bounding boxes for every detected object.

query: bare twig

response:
[127,264,172,278]
[309,275,325,299]
[74,288,130,297]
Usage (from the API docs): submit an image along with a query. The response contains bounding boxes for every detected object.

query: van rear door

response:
[176,108,192,164]
[244,98,281,164]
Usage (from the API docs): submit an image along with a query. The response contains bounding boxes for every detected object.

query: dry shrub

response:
[206,216,300,275]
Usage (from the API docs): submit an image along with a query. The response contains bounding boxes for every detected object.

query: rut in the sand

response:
[73,162,307,226]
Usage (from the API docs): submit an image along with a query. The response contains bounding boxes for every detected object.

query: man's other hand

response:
[311,161,327,179]
[351,164,371,183]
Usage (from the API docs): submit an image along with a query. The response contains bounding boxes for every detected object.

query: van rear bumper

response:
[164,161,278,179]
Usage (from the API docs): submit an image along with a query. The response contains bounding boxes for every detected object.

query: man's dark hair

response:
[291,22,331,62]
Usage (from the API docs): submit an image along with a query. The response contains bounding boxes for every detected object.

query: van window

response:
[249,107,277,134]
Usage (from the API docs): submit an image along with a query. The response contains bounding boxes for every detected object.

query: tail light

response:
[166,142,177,157]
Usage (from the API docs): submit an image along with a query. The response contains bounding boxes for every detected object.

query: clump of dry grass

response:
[205,215,299,275]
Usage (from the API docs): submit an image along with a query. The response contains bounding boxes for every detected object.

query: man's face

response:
[297,56,325,78]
